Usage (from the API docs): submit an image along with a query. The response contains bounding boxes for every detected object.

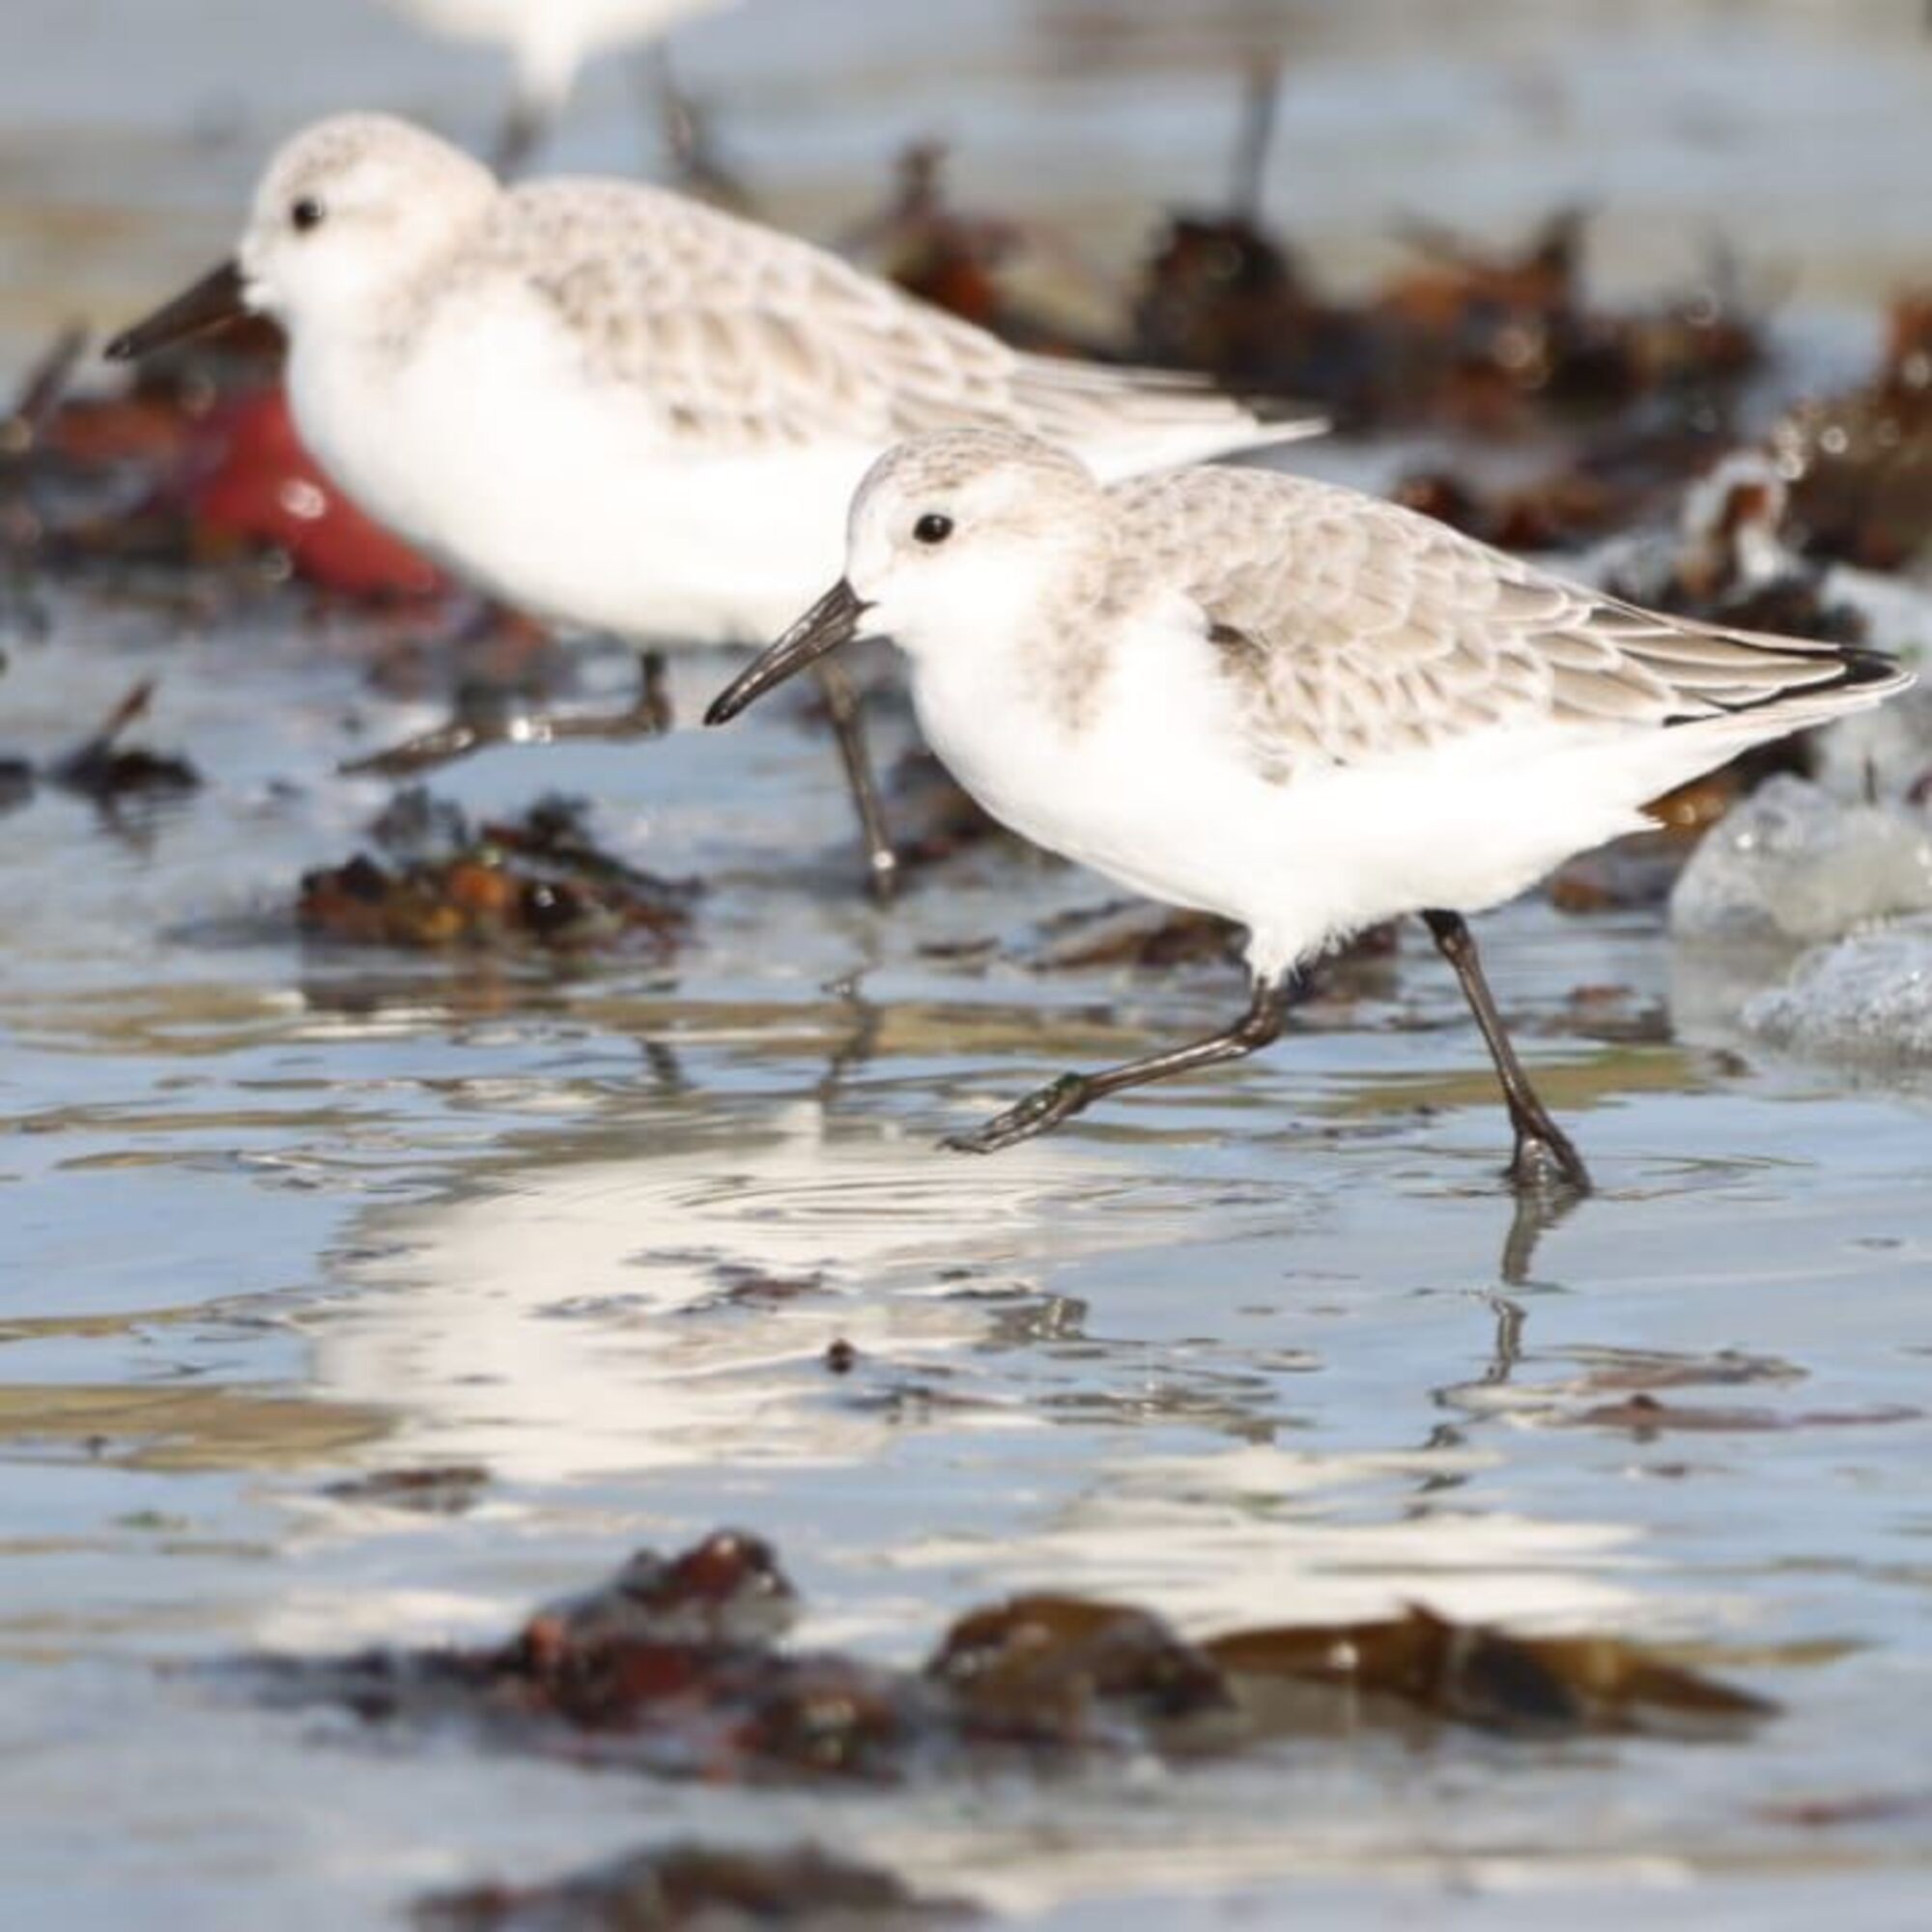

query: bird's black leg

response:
[493,98,549,178]
[945,969,1297,1155]
[649,43,698,178]
[811,659,899,904]
[643,43,745,204]
[1420,908,1591,1195]
[633,647,673,733]
[340,649,674,779]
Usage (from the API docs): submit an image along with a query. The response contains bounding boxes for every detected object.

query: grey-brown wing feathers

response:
[1115,466,1909,776]
[498,179,1294,454]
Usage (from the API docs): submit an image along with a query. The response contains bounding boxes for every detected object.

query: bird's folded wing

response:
[509,181,1294,452]
[1116,467,1903,778]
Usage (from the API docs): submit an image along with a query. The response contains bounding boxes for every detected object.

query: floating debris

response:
[237,1530,1776,1785]
[1774,290,1932,571]
[1204,1603,1773,1741]
[927,1593,1235,1741]
[1557,1391,1922,1435]
[700,1265,833,1311]
[416,1841,971,1931]
[0,678,201,815]
[1759,1789,1932,1832]
[324,1464,492,1516]
[45,679,201,803]
[524,1529,797,1652]
[1441,1340,1920,1436]
[298,791,696,954]
[1130,198,1759,436]
[842,142,1106,357]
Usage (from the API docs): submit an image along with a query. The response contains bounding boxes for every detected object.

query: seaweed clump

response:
[298,790,696,954]
[241,1528,1776,1793]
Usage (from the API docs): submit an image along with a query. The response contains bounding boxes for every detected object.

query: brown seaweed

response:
[0,678,202,815]
[416,1841,971,1931]
[1130,198,1759,436]
[1772,290,1932,570]
[324,1464,492,1516]
[298,790,696,953]
[236,1529,1776,1789]
[842,142,1109,357]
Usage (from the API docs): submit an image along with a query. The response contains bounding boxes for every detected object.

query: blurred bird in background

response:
[370,0,738,172]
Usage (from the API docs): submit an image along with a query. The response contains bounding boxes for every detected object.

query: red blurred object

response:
[185,386,444,598]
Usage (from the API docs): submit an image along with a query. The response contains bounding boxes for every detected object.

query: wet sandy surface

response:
[4,3,1932,1927]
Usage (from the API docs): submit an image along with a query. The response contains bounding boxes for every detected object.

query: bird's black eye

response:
[291,197,325,233]
[913,512,953,546]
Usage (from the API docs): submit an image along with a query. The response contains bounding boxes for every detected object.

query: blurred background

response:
[7,0,1932,378]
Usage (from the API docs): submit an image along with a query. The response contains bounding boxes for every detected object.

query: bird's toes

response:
[942,1075,1089,1155]
[1507,1131,1593,1198]
[339,723,484,779]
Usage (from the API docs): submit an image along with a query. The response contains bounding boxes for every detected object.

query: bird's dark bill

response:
[704,580,871,724]
[104,259,249,361]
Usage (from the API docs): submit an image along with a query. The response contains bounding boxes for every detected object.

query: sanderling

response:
[371,0,736,169]
[105,114,1310,897]
[706,427,1913,1190]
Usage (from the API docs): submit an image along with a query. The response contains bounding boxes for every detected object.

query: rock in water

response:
[1669,775,1932,946]
[1743,915,1932,1065]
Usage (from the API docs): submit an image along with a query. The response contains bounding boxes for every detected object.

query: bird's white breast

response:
[908,599,1667,979]
[285,283,877,646]
[911,601,1294,923]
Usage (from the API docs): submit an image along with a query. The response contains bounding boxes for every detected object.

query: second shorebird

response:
[368,0,736,172]
[708,428,1913,1192]
[105,115,1306,899]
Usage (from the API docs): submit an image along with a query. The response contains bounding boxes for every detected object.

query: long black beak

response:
[104,259,249,362]
[704,580,872,725]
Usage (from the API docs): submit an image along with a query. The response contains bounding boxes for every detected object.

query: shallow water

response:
[5,3,1932,1927]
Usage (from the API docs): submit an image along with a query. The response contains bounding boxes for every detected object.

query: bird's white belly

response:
[913,628,1657,980]
[913,637,1298,931]
[287,308,870,648]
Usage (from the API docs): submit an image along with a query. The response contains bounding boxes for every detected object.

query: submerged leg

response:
[337,696,503,778]
[643,43,745,204]
[493,99,549,178]
[811,659,899,904]
[649,44,697,176]
[945,970,1297,1155]
[340,649,672,779]
[1420,909,1591,1195]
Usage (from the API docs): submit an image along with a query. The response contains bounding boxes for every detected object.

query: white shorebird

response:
[105,114,1307,895]
[707,428,1913,1190]
[371,0,737,169]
